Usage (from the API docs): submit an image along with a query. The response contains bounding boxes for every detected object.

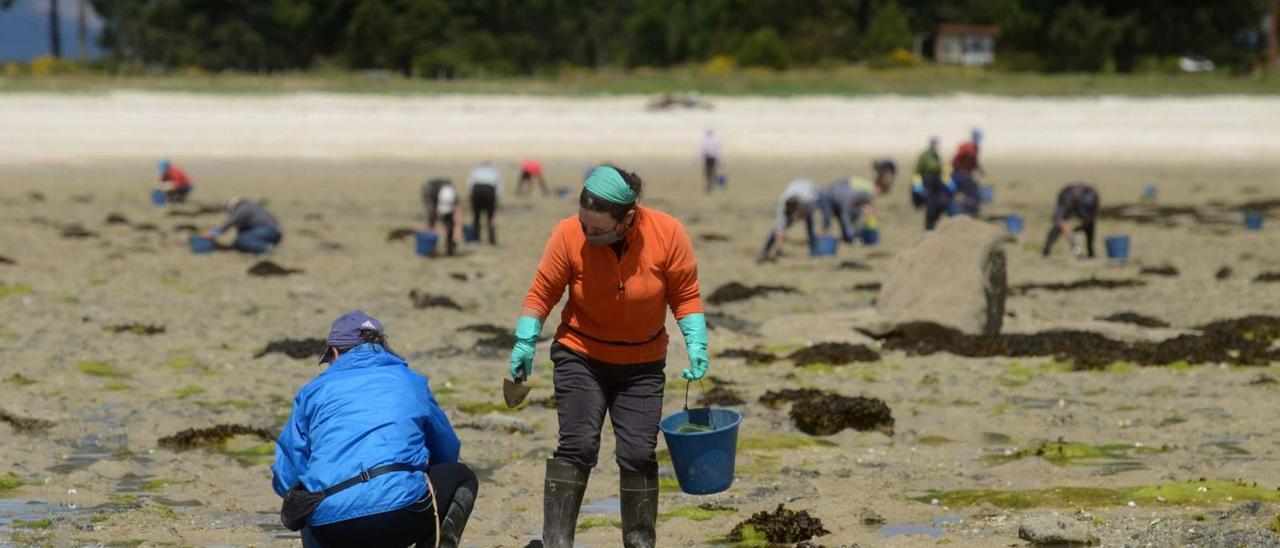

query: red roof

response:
[937,24,1000,37]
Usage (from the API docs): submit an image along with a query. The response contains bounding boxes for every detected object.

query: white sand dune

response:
[2,91,1279,165]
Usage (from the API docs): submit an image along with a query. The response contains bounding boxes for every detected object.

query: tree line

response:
[79,0,1271,76]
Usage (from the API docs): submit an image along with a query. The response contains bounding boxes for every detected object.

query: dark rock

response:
[247,261,303,277]
[1096,312,1170,328]
[0,408,55,433]
[105,213,130,225]
[698,233,731,242]
[409,290,462,311]
[158,424,274,451]
[1013,278,1145,294]
[790,393,894,436]
[726,504,829,544]
[0,255,14,266]
[386,228,416,242]
[1253,272,1280,283]
[1139,264,1179,277]
[705,312,760,336]
[105,323,166,335]
[715,348,776,365]
[132,223,159,232]
[788,342,880,366]
[851,282,881,292]
[59,224,97,239]
[698,385,745,407]
[1215,266,1233,280]
[707,282,798,305]
[837,260,871,271]
[255,338,327,360]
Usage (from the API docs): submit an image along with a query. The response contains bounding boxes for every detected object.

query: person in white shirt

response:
[466,161,502,245]
[759,179,819,260]
[700,129,721,194]
[437,180,459,255]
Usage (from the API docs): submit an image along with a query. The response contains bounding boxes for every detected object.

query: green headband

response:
[584,166,636,205]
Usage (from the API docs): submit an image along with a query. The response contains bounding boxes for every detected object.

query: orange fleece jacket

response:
[522,206,704,365]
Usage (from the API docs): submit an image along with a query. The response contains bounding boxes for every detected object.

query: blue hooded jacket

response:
[271,343,460,526]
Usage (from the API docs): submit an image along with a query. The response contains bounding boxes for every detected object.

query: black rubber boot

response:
[435,484,476,548]
[619,470,659,548]
[542,458,589,548]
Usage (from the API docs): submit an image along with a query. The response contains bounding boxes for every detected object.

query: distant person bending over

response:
[914,137,950,230]
[205,197,282,254]
[1042,183,1100,258]
[421,178,450,231]
[157,159,193,203]
[817,160,896,244]
[467,161,502,245]
[701,129,722,193]
[517,158,549,197]
[273,311,477,548]
[759,179,819,261]
[949,128,984,217]
[436,180,460,256]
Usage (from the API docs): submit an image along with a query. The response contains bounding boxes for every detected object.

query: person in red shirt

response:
[949,129,984,216]
[507,165,709,548]
[517,158,549,196]
[157,159,193,203]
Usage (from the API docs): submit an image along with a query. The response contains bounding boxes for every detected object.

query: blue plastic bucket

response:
[811,235,838,257]
[1105,235,1130,262]
[659,408,741,495]
[979,186,994,204]
[1142,185,1157,200]
[716,175,727,188]
[1245,211,1263,231]
[859,227,880,245]
[555,187,572,199]
[188,235,214,254]
[462,225,478,243]
[151,189,167,206]
[415,231,438,256]
[1004,215,1025,235]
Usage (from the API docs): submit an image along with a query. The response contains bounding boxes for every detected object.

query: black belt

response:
[323,462,419,496]
[563,324,665,347]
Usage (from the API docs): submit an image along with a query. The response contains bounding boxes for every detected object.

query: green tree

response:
[860,1,911,57]
[1045,1,1124,71]
[345,0,394,68]
[737,27,790,70]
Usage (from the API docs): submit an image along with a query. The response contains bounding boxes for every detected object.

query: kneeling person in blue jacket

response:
[272,310,477,548]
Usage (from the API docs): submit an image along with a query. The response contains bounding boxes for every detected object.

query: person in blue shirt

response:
[272,311,477,548]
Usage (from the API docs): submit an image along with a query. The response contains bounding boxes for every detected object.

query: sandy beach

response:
[2,93,1280,546]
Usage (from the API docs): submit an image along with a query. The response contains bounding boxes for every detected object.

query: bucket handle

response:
[683,379,713,429]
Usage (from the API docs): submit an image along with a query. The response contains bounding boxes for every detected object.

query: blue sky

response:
[0,0,104,61]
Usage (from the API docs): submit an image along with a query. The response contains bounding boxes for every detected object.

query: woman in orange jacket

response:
[508,165,709,548]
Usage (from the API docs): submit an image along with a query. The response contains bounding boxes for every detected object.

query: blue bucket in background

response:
[811,235,838,257]
[1142,185,1157,200]
[151,189,167,206]
[979,186,994,204]
[188,235,214,254]
[859,227,880,245]
[1105,235,1130,262]
[462,225,478,243]
[415,231,438,256]
[716,175,727,188]
[1245,211,1263,231]
[659,408,741,495]
[555,187,572,199]
[1004,215,1025,235]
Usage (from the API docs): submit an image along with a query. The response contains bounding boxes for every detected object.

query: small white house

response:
[934,25,999,67]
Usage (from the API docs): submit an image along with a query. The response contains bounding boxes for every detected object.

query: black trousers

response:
[703,156,718,192]
[1043,220,1096,258]
[551,342,665,474]
[302,462,477,548]
[440,212,456,256]
[470,185,497,245]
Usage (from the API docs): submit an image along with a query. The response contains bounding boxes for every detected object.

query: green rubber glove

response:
[678,313,709,381]
[509,316,542,381]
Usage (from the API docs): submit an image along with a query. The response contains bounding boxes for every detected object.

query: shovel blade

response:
[503,377,531,408]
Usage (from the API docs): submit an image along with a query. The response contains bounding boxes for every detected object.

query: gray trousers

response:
[550,342,665,474]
